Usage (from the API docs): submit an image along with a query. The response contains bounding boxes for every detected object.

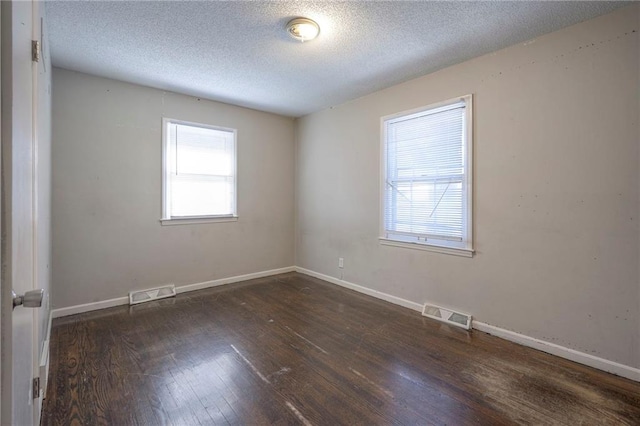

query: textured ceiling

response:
[46,1,628,117]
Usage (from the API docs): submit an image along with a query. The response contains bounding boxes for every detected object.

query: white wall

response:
[52,69,295,308]
[296,6,640,368]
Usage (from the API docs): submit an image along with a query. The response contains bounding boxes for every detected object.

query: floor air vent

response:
[129,284,176,305]
[422,303,472,330]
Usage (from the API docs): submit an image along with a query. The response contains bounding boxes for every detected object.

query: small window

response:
[162,118,237,223]
[380,95,473,256]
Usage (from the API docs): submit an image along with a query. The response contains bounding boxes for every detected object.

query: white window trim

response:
[160,216,238,226]
[161,117,238,224]
[379,94,474,257]
[379,238,473,257]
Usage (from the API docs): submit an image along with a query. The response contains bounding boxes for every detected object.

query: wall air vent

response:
[129,284,176,305]
[422,302,472,330]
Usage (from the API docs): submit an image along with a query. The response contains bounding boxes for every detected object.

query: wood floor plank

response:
[43,273,640,425]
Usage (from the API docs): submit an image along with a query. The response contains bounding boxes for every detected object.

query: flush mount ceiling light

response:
[286,17,320,42]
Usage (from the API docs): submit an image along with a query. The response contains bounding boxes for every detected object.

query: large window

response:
[162,118,237,224]
[380,95,473,256]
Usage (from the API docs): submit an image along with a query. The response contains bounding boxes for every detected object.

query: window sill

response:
[160,216,238,226]
[379,238,474,258]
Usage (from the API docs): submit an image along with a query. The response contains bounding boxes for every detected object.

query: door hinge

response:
[32,377,40,399]
[32,40,40,62]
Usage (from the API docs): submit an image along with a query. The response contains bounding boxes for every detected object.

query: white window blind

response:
[382,96,472,253]
[163,119,237,219]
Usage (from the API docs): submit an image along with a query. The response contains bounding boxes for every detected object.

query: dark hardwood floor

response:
[42,272,640,425]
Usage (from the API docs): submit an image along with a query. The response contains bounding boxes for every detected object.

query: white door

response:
[32,1,52,422]
[1,1,43,425]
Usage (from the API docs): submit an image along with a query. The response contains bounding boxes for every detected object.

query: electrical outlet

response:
[338,258,344,268]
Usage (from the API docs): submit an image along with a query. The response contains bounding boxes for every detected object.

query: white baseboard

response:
[295,266,640,382]
[51,295,129,318]
[51,266,296,318]
[473,321,640,382]
[176,266,295,294]
[49,265,640,382]
[295,267,424,312]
